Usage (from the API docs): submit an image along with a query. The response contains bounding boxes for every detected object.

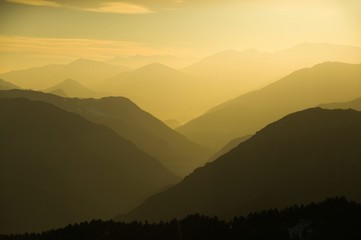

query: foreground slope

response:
[0,90,210,175]
[0,98,179,234]
[120,108,361,222]
[178,62,361,149]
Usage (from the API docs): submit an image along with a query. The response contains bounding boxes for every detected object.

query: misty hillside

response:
[120,108,361,222]
[183,43,361,101]
[0,79,21,90]
[98,63,208,122]
[45,79,100,98]
[0,90,211,176]
[0,59,129,89]
[0,98,179,234]
[178,62,361,149]
[320,97,361,111]
[49,88,68,97]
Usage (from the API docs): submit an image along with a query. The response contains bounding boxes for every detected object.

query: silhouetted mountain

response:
[182,43,361,104]
[1,197,360,240]
[320,97,361,111]
[120,108,361,222]
[98,63,212,122]
[45,79,100,98]
[0,59,129,89]
[208,135,251,163]
[106,55,198,69]
[0,79,21,90]
[178,62,361,149]
[0,98,179,234]
[0,90,211,176]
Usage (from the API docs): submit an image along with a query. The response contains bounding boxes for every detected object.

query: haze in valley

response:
[1,0,361,236]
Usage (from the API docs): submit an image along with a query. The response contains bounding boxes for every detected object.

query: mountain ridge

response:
[0,97,179,234]
[0,89,211,175]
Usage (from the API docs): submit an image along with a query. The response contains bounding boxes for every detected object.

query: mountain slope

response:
[45,79,100,98]
[182,42,361,101]
[99,63,206,122]
[0,79,21,90]
[178,62,361,149]
[0,59,128,89]
[320,97,361,111]
[0,98,179,234]
[0,90,211,176]
[120,108,361,222]
[207,135,251,163]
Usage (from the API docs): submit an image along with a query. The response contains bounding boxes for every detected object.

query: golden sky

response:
[0,0,360,72]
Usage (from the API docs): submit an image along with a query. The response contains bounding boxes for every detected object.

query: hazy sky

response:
[0,0,360,72]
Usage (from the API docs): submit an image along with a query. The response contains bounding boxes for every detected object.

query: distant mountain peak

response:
[138,62,174,70]
[67,58,109,68]
[134,62,181,75]
[212,48,260,57]
[45,78,97,98]
[57,78,83,87]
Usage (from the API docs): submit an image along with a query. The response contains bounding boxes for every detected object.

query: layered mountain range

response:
[0,90,210,176]
[0,98,179,234]
[119,108,361,222]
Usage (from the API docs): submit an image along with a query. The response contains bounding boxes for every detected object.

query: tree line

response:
[1,197,360,240]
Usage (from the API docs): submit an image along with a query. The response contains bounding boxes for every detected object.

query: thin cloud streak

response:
[6,0,153,14]
[0,36,186,60]
[86,2,154,14]
[6,0,60,7]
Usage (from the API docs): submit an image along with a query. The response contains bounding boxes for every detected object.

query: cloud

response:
[6,0,61,7]
[6,0,153,14]
[86,2,153,14]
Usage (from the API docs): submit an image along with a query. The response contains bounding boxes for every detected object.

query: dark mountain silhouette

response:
[0,98,179,234]
[178,62,361,149]
[0,79,21,90]
[120,108,361,222]
[1,197,360,240]
[0,90,211,176]
[45,79,100,98]
[0,59,129,89]
[320,97,361,111]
